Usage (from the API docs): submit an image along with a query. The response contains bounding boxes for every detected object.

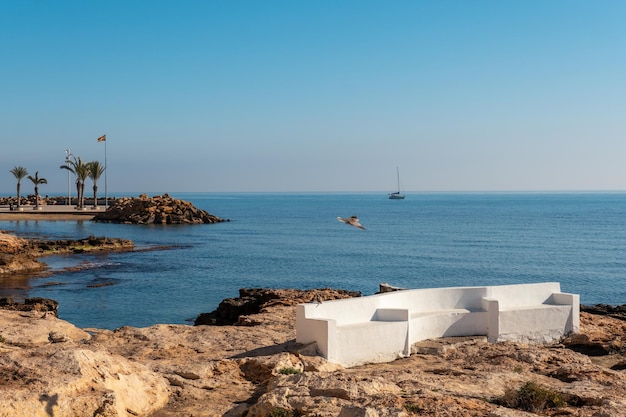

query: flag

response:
[97,135,106,142]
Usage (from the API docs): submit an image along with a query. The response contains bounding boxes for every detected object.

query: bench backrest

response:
[299,292,390,326]
[485,282,561,308]
[380,286,489,312]
[299,282,564,326]
[300,285,489,326]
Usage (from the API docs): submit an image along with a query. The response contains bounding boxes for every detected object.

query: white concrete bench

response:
[482,282,579,343]
[296,282,579,367]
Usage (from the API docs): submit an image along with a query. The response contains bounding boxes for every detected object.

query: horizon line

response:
[2,189,626,197]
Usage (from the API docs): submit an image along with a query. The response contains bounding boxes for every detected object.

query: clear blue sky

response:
[1,1,625,194]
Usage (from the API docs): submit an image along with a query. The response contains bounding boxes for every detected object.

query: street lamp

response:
[65,149,72,206]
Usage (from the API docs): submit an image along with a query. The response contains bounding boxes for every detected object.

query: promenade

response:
[0,204,103,220]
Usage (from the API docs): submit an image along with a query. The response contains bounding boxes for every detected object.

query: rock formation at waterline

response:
[1,288,626,416]
[194,287,362,326]
[0,231,134,275]
[0,232,40,274]
[93,193,227,224]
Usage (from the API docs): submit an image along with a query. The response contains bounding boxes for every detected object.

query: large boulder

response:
[0,310,169,417]
[93,194,227,225]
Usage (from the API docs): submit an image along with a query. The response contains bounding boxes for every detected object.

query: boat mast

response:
[396,166,401,193]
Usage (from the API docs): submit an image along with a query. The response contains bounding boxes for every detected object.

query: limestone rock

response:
[0,309,87,346]
[93,193,227,224]
[0,346,169,417]
[0,231,44,274]
[0,253,44,274]
[0,230,134,275]
[0,231,29,254]
[2,291,626,416]
[0,310,169,417]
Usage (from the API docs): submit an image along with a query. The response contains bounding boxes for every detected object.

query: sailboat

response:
[388,167,405,199]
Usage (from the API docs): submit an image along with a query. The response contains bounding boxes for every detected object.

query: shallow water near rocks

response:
[1,192,625,329]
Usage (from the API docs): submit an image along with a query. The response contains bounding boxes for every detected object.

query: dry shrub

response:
[497,381,569,412]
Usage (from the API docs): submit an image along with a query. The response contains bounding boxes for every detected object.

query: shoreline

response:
[0,229,134,279]
[0,212,96,221]
[0,205,100,221]
[0,289,625,416]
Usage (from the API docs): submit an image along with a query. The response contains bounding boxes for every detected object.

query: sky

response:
[1,1,625,194]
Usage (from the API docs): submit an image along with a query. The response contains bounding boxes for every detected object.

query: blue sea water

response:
[1,192,626,329]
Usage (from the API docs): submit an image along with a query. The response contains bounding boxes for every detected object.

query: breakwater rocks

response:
[93,193,227,224]
[1,289,626,416]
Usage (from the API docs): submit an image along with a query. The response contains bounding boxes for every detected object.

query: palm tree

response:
[87,160,105,208]
[60,158,78,207]
[9,166,28,209]
[27,171,47,209]
[60,156,90,208]
[75,161,90,209]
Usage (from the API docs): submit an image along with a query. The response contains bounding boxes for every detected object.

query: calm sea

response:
[1,192,625,329]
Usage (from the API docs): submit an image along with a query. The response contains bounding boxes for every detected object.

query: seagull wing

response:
[352,221,366,230]
[338,216,366,230]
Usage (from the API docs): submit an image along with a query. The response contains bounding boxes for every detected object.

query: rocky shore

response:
[0,230,134,275]
[0,288,625,417]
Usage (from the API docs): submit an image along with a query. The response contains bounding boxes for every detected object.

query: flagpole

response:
[104,137,108,209]
[98,134,108,209]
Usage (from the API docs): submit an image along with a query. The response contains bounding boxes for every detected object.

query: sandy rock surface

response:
[1,289,625,417]
[0,310,168,417]
[0,232,28,254]
[0,232,41,274]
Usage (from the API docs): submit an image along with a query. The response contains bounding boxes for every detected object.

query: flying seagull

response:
[337,216,366,230]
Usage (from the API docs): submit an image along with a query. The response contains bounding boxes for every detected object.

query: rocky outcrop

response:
[0,232,41,273]
[0,230,134,275]
[0,231,29,254]
[93,193,227,224]
[1,290,626,416]
[194,288,361,326]
[0,254,42,274]
[0,310,169,417]
[26,235,134,255]
[582,303,626,320]
[0,297,59,316]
